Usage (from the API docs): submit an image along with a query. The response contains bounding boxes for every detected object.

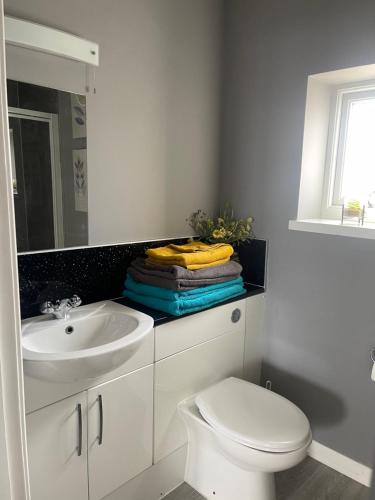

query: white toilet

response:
[178,377,312,500]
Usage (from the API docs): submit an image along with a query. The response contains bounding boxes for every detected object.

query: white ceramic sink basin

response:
[22,301,154,382]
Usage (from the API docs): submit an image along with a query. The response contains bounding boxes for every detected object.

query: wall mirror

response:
[4,4,220,253]
[7,80,88,252]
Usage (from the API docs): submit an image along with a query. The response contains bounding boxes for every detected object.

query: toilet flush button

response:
[231,309,241,323]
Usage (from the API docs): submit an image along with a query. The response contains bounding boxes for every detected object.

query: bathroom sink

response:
[22,301,154,382]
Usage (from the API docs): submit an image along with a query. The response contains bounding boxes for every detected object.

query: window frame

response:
[321,81,375,221]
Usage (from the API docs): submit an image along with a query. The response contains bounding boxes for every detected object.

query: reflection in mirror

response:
[7,80,88,252]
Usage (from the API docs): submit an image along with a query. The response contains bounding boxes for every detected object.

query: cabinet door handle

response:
[77,403,82,457]
[98,394,103,446]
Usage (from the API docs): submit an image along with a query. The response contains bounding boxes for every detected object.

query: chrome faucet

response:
[40,295,82,320]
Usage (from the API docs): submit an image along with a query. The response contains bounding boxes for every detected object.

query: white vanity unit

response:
[23,293,265,500]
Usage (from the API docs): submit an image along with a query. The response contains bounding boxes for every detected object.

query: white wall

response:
[4,0,222,245]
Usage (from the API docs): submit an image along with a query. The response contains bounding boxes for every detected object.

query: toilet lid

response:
[195,377,311,453]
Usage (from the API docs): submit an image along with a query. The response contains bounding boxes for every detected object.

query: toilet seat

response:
[195,377,311,453]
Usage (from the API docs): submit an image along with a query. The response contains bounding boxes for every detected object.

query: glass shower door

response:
[9,111,62,252]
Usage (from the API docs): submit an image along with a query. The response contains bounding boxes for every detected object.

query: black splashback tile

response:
[18,238,267,319]
[18,239,187,319]
[235,238,267,287]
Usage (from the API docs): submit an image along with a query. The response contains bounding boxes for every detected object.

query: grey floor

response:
[165,457,370,500]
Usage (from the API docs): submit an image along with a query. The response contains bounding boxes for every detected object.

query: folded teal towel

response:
[122,278,246,316]
[125,274,244,301]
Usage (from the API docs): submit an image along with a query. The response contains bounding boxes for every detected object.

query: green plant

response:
[346,199,361,215]
[187,204,254,244]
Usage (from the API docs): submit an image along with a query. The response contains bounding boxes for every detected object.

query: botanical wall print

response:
[73,149,88,212]
[71,94,86,139]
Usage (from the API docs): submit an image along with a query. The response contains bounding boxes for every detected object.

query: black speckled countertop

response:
[114,284,265,326]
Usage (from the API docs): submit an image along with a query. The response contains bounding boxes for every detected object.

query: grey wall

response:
[220,0,375,466]
[5,0,222,246]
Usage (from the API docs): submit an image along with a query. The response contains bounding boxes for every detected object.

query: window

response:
[290,65,375,240]
[322,83,375,221]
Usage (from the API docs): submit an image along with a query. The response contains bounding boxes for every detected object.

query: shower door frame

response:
[8,106,64,249]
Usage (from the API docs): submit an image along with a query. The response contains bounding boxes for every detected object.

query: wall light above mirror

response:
[4,15,99,66]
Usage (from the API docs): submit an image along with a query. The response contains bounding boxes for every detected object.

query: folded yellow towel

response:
[146,242,234,270]
[147,256,231,270]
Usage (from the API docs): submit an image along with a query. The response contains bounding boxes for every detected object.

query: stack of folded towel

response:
[146,241,233,269]
[123,242,246,316]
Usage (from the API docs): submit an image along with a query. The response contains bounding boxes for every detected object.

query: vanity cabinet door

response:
[26,392,88,500]
[87,365,153,500]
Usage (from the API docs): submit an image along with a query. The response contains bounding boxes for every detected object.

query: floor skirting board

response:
[308,440,373,487]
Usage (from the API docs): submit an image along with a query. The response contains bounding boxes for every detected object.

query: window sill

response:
[289,219,375,240]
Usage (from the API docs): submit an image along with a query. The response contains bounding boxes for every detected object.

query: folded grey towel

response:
[128,258,243,291]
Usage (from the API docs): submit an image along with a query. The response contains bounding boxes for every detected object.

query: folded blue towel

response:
[122,278,246,316]
[125,274,244,301]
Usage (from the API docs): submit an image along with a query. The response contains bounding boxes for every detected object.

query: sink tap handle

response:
[40,296,81,319]
[70,295,82,308]
[40,301,56,314]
